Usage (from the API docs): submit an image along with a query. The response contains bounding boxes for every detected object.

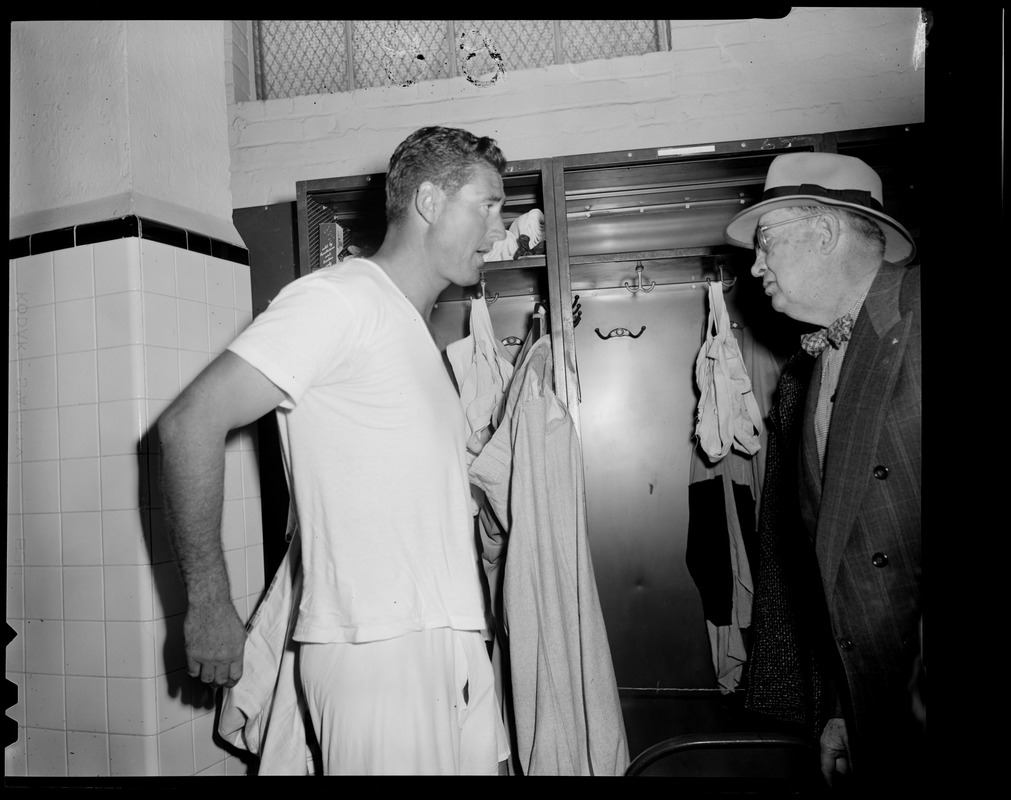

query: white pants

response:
[299,628,509,775]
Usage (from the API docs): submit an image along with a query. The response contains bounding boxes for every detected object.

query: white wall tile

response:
[21,303,57,359]
[207,304,236,354]
[223,450,242,501]
[58,403,100,459]
[54,246,96,302]
[19,354,58,409]
[22,513,62,566]
[246,544,265,599]
[8,462,23,515]
[144,345,181,401]
[4,731,27,776]
[7,567,25,621]
[234,308,253,336]
[140,239,177,297]
[101,509,150,567]
[24,565,63,620]
[54,298,97,354]
[18,407,59,461]
[223,547,248,602]
[105,620,158,679]
[60,457,102,513]
[158,720,195,776]
[175,249,206,302]
[98,400,146,457]
[143,292,180,349]
[96,291,144,348]
[8,512,24,566]
[97,345,145,402]
[57,350,99,406]
[243,498,263,546]
[6,666,25,719]
[239,449,261,498]
[61,511,103,566]
[94,239,142,296]
[16,252,56,307]
[64,620,106,676]
[25,672,66,728]
[205,257,235,309]
[65,675,108,733]
[103,565,154,622]
[232,263,252,312]
[156,671,192,731]
[63,565,105,621]
[107,676,159,736]
[109,732,158,776]
[24,726,68,777]
[100,454,146,511]
[176,299,209,353]
[192,711,225,774]
[21,459,60,514]
[67,731,111,777]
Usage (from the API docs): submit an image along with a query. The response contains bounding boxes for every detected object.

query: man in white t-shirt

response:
[158,127,511,774]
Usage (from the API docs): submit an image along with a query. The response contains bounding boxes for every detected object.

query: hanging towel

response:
[446,295,515,464]
[218,512,318,774]
[694,280,764,463]
[470,334,629,776]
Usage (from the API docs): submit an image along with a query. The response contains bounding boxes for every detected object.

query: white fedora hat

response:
[724,152,916,266]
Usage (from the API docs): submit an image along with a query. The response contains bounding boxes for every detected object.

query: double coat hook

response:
[624,263,656,294]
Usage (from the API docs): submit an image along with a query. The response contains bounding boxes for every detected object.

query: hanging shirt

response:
[469,335,629,776]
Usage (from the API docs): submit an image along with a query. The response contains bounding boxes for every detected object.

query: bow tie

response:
[800,313,855,356]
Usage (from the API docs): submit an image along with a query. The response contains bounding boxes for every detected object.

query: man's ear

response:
[415,181,443,225]
[818,212,843,255]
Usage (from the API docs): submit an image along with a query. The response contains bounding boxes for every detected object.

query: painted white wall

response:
[227,9,926,209]
[10,20,239,245]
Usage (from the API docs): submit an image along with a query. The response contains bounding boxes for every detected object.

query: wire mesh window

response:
[253,20,671,100]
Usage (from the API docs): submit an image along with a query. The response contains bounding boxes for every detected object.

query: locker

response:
[287,122,924,771]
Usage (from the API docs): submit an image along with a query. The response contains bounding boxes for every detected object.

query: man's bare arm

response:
[158,350,287,687]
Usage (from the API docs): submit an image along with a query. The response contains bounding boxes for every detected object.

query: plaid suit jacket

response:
[799,261,922,779]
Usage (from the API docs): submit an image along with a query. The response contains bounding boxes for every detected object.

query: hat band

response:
[761,183,884,213]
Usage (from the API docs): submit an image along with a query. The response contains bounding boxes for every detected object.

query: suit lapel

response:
[814,262,910,581]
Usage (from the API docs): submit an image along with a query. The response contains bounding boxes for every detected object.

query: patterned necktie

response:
[800,312,855,356]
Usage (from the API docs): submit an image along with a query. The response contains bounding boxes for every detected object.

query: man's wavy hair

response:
[384,127,506,227]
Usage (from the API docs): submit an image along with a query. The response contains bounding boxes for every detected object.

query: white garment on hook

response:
[694,280,764,463]
[445,295,515,465]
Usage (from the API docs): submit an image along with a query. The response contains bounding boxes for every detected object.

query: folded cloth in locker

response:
[483,209,545,261]
[218,512,318,775]
[694,280,764,462]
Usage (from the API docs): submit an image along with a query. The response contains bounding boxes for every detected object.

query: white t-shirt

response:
[228,259,487,644]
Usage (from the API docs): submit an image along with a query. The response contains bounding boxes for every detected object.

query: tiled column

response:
[7,223,264,777]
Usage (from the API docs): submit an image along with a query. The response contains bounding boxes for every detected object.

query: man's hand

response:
[183,601,247,688]
[819,717,851,787]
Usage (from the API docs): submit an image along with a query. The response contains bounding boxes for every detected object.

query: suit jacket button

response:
[838,637,854,651]
[872,552,889,568]
[873,465,889,479]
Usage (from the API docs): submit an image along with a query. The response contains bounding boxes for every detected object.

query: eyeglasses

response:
[753,213,823,253]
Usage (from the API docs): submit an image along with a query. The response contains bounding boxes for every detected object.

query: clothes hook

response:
[594,325,646,340]
[479,275,498,304]
[706,263,737,290]
[624,263,655,294]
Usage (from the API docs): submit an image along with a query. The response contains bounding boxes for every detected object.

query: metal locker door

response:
[574,281,714,690]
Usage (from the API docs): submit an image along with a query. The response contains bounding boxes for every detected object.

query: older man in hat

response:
[725,153,923,791]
